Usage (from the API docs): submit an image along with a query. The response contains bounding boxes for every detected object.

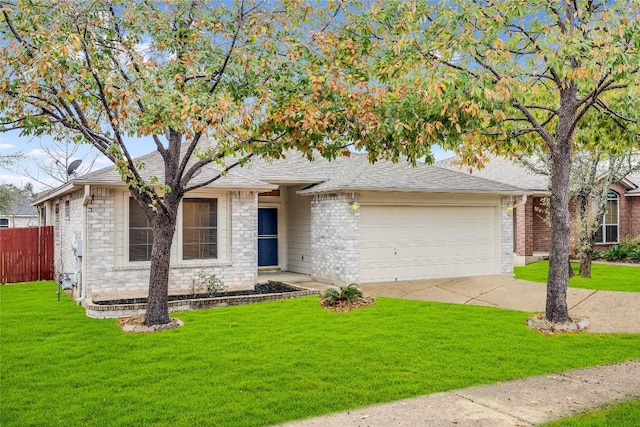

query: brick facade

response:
[532,197,550,251]
[514,197,533,256]
[48,185,518,303]
[515,184,640,259]
[629,196,640,238]
[500,197,515,274]
[310,193,360,284]
[49,188,259,301]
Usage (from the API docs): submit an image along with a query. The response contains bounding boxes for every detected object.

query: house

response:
[436,155,640,265]
[33,149,524,303]
[0,192,38,228]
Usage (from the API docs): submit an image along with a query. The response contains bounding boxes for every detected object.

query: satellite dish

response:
[67,159,83,177]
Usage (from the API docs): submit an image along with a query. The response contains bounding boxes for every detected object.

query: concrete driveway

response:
[357,275,640,334]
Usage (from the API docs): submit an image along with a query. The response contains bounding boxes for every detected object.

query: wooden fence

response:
[0,226,54,284]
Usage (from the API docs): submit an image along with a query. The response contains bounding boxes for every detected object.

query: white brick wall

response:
[51,190,83,288]
[50,187,259,300]
[310,193,359,284]
[501,197,515,275]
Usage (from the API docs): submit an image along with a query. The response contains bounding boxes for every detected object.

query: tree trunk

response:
[576,192,592,278]
[546,146,572,323]
[568,259,575,278]
[144,209,178,326]
[579,251,592,278]
[546,92,576,323]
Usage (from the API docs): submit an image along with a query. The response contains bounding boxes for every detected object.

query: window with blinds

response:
[182,199,217,260]
[129,198,153,262]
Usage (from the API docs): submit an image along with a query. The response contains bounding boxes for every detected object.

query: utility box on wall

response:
[72,239,82,257]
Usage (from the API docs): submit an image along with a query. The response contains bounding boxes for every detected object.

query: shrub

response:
[321,284,364,306]
[601,245,627,261]
[339,284,363,301]
[619,237,640,254]
[628,249,640,261]
[321,288,341,306]
[197,271,227,296]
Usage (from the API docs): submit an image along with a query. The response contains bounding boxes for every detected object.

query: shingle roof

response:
[284,153,524,195]
[35,145,526,204]
[78,148,274,190]
[626,172,640,195]
[11,193,38,216]
[436,154,549,192]
[436,153,640,196]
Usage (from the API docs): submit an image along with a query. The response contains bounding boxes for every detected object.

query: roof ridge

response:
[339,155,372,187]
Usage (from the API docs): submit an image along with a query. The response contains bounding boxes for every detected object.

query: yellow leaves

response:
[394,122,412,132]
[493,110,508,122]
[567,67,588,81]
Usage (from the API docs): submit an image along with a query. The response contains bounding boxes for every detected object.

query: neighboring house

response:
[33,149,524,302]
[437,155,640,265]
[0,193,38,228]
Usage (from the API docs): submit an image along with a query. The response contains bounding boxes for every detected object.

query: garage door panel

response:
[359,205,499,283]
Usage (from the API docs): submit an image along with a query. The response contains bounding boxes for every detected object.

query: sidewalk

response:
[276,359,640,427]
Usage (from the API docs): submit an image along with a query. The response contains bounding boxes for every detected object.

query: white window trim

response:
[123,193,229,267]
[178,197,220,262]
[125,196,153,264]
[596,191,619,244]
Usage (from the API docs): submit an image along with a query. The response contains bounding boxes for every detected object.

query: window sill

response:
[115,260,232,271]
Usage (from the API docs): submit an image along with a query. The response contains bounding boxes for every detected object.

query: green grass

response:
[544,399,640,426]
[2,282,640,427]
[515,261,640,292]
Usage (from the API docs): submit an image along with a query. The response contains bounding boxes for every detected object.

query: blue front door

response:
[258,207,278,267]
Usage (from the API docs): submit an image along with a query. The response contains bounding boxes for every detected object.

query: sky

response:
[0,129,455,192]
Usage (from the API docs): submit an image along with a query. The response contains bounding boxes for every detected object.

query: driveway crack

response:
[450,391,533,425]
[457,283,504,305]
[569,290,599,311]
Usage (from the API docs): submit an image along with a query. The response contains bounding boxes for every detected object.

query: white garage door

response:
[359,205,499,283]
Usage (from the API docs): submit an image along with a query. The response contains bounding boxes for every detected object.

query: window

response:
[64,200,70,220]
[129,198,153,262]
[0,218,8,228]
[595,191,619,244]
[182,199,217,260]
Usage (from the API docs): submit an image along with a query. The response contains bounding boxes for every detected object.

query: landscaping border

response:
[85,283,319,319]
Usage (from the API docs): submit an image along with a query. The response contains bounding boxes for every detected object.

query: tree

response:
[0,1,379,325]
[0,182,32,220]
[517,146,640,278]
[571,150,640,277]
[346,0,640,322]
[10,139,100,190]
[0,152,23,214]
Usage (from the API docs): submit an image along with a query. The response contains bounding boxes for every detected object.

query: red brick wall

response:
[521,187,640,255]
[532,197,550,251]
[629,196,640,238]
[515,197,533,256]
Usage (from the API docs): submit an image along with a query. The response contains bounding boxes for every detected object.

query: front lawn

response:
[2,282,640,427]
[544,398,640,427]
[515,261,640,292]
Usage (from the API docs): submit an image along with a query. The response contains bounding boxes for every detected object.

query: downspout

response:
[77,185,91,305]
[513,194,528,209]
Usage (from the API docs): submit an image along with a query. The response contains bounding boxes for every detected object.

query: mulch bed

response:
[526,313,590,335]
[95,282,300,305]
[118,315,183,333]
[320,297,376,312]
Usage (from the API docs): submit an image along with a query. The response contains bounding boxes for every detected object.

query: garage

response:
[359,205,500,283]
